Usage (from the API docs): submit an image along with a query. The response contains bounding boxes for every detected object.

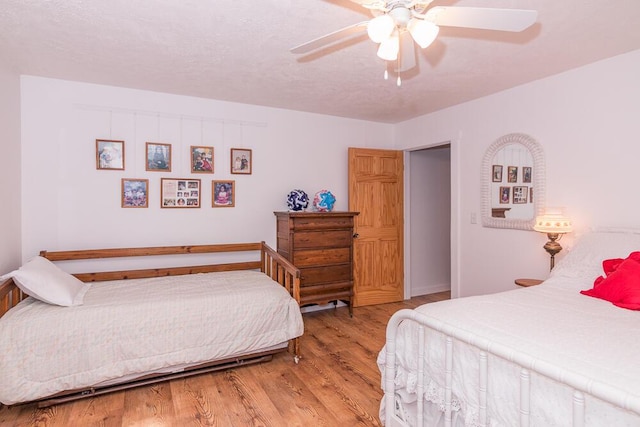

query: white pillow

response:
[1,256,90,306]
[550,231,640,281]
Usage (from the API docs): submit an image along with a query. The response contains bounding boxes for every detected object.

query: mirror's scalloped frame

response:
[481,133,546,230]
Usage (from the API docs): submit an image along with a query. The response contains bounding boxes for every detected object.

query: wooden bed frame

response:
[0,241,301,407]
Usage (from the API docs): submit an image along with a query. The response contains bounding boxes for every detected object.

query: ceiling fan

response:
[291,0,538,84]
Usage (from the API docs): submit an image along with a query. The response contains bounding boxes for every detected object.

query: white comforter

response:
[0,270,303,405]
[379,231,640,426]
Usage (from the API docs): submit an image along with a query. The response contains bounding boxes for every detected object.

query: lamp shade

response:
[377,31,399,61]
[533,209,573,234]
[407,18,439,49]
[367,14,395,43]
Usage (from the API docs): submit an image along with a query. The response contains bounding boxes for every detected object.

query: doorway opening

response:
[406,144,452,297]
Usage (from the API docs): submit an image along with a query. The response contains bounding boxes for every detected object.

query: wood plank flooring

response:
[0,292,450,427]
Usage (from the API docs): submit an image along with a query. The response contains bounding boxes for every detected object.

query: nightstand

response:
[515,278,543,287]
[515,279,544,288]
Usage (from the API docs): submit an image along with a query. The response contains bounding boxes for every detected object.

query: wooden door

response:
[348,147,404,307]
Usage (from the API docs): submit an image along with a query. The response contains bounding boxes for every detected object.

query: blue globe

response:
[287,189,309,211]
[313,190,336,212]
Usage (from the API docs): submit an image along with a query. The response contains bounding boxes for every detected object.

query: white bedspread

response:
[0,270,303,405]
[379,231,640,426]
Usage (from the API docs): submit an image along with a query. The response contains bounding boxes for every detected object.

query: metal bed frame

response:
[383,308,640,427]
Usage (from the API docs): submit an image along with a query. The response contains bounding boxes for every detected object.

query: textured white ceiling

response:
[2,0,640,123]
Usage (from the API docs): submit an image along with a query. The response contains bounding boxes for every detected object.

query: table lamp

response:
[533,208,572,270]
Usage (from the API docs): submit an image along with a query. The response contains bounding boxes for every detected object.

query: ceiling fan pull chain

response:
[384,62,389,80]
[396,56,402,87]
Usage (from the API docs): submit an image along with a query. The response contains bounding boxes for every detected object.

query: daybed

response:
[0,242,303,407]
[379,230,640,426]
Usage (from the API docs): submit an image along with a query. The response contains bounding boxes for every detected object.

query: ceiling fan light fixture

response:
[407,18,439,49]
[367,14,395,43]
[376,31,399,61]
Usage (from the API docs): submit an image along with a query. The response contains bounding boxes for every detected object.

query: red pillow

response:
[602,257,624,276]
[594,254,634,286]
[581,252,640,310]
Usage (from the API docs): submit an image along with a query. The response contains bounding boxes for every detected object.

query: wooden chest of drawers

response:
[275,211,359,315]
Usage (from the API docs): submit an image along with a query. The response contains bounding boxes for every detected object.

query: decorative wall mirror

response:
[481,133,545,230]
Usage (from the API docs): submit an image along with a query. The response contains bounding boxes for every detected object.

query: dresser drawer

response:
[293,230,352,249]
[291,216,354,230]
[300,264,351,285]
[300,282,353,306]
[293,247,350,267]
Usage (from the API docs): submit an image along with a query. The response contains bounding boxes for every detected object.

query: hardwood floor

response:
[0,292,450,427]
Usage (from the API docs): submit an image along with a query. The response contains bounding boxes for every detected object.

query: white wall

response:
[0,66,21,274]
[20,77,394,260]
[17,49,640,297]
[396,48,640,297]
[409,146,451,296]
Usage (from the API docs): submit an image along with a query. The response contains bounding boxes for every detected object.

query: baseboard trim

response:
[411,284,451,297]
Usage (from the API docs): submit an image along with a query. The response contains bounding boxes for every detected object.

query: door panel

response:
[349,148,404,307]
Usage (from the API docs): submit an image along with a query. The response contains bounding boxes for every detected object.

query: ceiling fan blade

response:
[348,0,387,11]
[425,7,538,32]
[290,22,369,54]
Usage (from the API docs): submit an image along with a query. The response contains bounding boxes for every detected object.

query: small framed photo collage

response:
[493,164,533,205]
[96,139,251,209]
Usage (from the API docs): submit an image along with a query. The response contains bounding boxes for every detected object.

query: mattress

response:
[378,231,640,426]
[0,270,303,405]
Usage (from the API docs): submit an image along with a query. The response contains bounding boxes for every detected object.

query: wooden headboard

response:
[0,241,300,317]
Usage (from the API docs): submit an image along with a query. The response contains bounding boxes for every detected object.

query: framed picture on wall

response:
[146,142,172,171]
[499,186,510,204]
[529,187,534,203]
[507,166,518,183]
[523,166,532,183]
[96,139,125,170]
[121,179,148,208]
[513,186,528,204]
[212,180,235,207]
[230,148,252,175]
[191,146,214,173]
[492,165,503,182]
[161,178,201,208]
